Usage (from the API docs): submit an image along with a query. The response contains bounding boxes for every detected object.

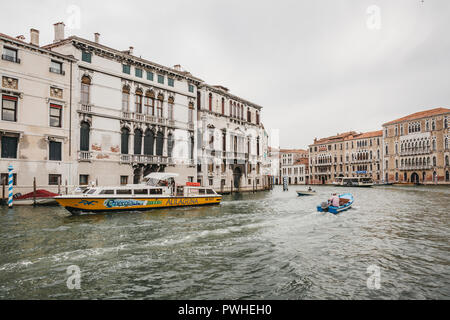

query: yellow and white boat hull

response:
[55,196,222,214]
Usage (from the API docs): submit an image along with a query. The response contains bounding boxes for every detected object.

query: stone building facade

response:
[0,30,76,193]
[44,23,201,187]
[382,107,450,184]
[196,84,269,192]
[277,149,308,185]
[1,23,270,194]
[308,130,383,184]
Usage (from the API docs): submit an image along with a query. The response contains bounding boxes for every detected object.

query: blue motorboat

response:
[317,193,353,214]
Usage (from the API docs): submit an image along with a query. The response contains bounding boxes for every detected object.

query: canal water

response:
[0,185,449,299]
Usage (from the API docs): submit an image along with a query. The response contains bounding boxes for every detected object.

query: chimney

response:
[30,29,39,46]
[129,46,134,55]
[53,22,65,43]
[16,35,25,41]
[94,33,100,44]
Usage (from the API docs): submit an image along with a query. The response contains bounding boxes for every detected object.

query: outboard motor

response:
[320,202,329,211]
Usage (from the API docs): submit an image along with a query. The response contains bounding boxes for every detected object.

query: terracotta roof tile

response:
[383,107,450,126]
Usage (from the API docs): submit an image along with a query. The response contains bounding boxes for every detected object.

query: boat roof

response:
[143,172,179,180]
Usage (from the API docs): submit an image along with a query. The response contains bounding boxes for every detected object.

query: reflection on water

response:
[0,185,449,299]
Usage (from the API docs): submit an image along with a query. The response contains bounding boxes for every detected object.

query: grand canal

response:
[0,185,448,299]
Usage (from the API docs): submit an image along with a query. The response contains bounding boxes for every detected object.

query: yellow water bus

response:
[55,173,222,215]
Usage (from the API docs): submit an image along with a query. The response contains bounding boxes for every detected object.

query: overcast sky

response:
[2,0,449,148]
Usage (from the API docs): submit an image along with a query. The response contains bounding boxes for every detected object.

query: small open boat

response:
[317,193,353,214]
[13,189,59,206]
[297,189,316,196]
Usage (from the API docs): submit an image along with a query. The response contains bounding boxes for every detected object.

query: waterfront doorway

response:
[233,167,242,189]
[411,172,419,184]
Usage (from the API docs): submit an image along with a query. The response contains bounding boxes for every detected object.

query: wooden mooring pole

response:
[33,177,37,206]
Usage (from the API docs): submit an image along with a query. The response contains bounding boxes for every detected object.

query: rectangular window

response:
[150,188,162,195]
[1,173,17,185]
[188,84,194,93]
[79,174,89,185]
[82,51,92,63]
[117,189,132,195]
[49,104,62,127]
[120,176,128,185]
[49,174,61,185]
[49,141,62,161]
[135,68,143,78]
[123,64,131,74]
[2,95,17,121]
[157,75,164,84]
[168,78,174,87]
[147,71,154,81]
[1,136,18,158]
[134,189,148,195]
[50,60,64,75]
[2,47,19,63]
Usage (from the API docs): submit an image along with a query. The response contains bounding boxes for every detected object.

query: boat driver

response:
[328,193,340,207]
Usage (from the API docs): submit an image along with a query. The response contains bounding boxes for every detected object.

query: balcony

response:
[399,148,431,156]
[120,154,169,165]
[78,151,92,162]
[49,67,65,75]
[399,164,432,171]
[80,104,92,113]
[2,54,20,63]
[121,112,174,127]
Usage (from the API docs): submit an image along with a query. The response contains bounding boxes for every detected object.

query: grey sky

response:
[2,0,449,148]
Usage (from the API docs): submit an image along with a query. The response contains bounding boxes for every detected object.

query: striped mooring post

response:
[8,165,13,208]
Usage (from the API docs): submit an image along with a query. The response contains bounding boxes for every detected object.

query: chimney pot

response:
[16,35,25,41]
[129,46,134,55]
[53,22,65,43]
[30,29,40,46]
[94,33,100,43]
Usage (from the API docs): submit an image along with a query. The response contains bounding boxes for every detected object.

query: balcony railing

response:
[399,148,431,156]
[121,112,174,127]
[78,151,92,162]
[120,154,169,165]
[399,164,432,171]
[80,104,92,113]
[2,54,20,63]
[49,67,65,75]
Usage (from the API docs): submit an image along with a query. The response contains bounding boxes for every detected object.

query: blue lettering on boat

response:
[104,199,147,208]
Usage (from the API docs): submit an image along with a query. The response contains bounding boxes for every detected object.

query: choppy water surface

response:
[0,185,449,299]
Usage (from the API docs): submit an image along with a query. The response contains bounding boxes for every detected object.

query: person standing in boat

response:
[328,193,340,207]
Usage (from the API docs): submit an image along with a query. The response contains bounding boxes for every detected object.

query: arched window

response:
[256,137,260,156]
[433,156,436,167]
[135,89,143,114]
[156,131,164,156]
[121,127,130,154]
[432,140,436,151]
[247,108,251,122]
[168,97,174,121]
[144,129,154,155]
[446,170,449,181]
[446,155,449,166]
[188,102,194,123]
[145,91,154,115]
[167,133,174,158]
[81,76,91,105]
[229,101,232,116]
[189,136,194,160]
[221,98,225,115]
[208,93,212,111]
[256,111,260,125]
[122,86,130,111]
[157,94,163,118]
[80,122,90,151]
[134,129,142,155]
